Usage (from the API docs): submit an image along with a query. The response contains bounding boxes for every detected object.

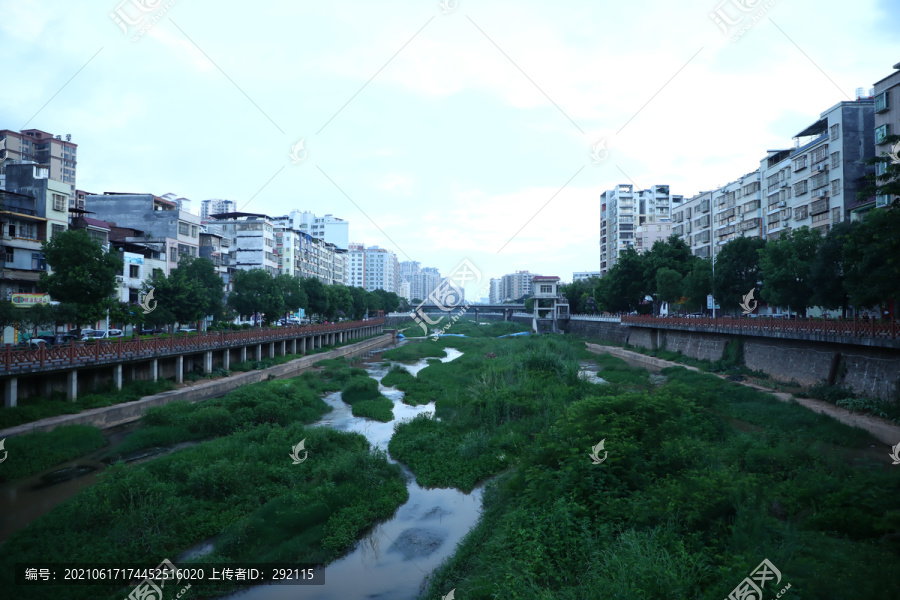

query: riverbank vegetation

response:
[0,425,106,483]
[341,375,394,422]
[385,335,900,599]
[0,363,408,600]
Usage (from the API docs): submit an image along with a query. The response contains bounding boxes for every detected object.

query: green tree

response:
[228,269,284,325]
[842,207,900,309]
[178,257,225,320]
[302,278,329,317]
[713,236,767,313]
[274,274,308,319]
[108,301,144,332]
[373,289,400,313]
[597,248,646,312]
[142,267,207,329]
[682,259,712,311]
[642,235,696,314]
[810,221,855,314]
[758,227,822,317]
[16,303,57,339]
[39,229,122,331]
[326,285,353,319]
[350,286,370,320]
[655,267,683,312]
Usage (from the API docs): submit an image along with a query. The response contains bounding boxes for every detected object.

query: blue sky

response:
[2,0,898,298]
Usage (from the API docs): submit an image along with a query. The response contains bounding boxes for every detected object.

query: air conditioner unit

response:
[781,182,789,188]
[115,275,125,283]
[817,190,828,198]
[778,201,787,207]
[816,164,827,172]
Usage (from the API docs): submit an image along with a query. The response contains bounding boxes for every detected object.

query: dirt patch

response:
[586,343,900,446]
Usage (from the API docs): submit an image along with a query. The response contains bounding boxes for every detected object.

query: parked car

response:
[177,328,197,334]
[81,329,108,341]
[108,329,124,338]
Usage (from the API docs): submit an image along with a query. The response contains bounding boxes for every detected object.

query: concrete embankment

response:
[586,342,900,446]
[0,334,394,438]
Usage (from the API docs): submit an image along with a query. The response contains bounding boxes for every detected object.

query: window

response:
[831,207,841,224]
[792,155,808,171]
[51,223,66,236]
[794,206,808,221]
[875,91,889,113]
[831,151,840,170]
[831,179,841,196]
[52,193,66,212]
[178,222,189,236]
[830,124,840,140]
[876,124,891,144]
[191,225,198,238]
[170,246,178,261]
[811,212,830,224]
[540,285,552,294]
[812,145,828,163]
[129,265,140,278]
[18,223,37,239]
[792,181,808,196]
[32,252,42,270]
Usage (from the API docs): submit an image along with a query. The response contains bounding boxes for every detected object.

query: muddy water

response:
[219,345,487,600]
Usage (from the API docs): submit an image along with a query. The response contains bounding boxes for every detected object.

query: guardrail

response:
[621,315,897,340]
[1,319,385,374]
[568,314,623,322]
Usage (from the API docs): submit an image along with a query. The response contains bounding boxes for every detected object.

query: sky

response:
[2,0,899,299]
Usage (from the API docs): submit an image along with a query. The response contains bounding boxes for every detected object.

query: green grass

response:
[0,380,176,430]
[382,335,900,600]
[0,425,107,483]
[351,396,394,422]
[340,376,381,403]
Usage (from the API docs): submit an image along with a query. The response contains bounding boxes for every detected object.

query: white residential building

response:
[273,210,349,250]
[201,199,237,221]
[211,212,278,275]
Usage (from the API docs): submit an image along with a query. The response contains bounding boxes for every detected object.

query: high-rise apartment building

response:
[0,129,77,196]
[761,99,874,238]
[211,212,278,276]
[491,271,537,303]
[600,184,681,274]
[363,246,398,293]
[201,199,237,221]
[273,210,349,250]
[873,62,900,210]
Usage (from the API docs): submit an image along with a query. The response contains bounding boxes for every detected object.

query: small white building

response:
[531,275,569,333]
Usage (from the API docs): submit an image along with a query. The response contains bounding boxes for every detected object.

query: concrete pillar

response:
[4,377,18,408]
[280,340,286,356]
[291,339,297,355]
[204,350,213,374]
[240,346,247,362]
[175,355,184,384]
[67,370,77,401]
[255,344,262,361]
[301,337,306,354]
[151,359,158,382]
[43,378,53,400]
[222,350,230,371]
[113,364,123,391]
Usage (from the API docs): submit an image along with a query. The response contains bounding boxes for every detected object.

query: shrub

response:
[341,376,380,404]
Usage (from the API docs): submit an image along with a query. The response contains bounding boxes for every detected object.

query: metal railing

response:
[568,314,623,322]
[1,319,384,374]
[621,315,897,340]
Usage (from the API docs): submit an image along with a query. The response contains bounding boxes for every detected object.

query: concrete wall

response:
[563,319,630,345]
[660,330,731,362]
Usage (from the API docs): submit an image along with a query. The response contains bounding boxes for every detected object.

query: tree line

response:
[562,205,899,318]
[0,229,407,338]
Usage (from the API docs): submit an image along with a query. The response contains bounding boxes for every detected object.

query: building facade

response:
[201,199,237,221]
[873,62,900,209]
[273,210,349,250]
[600,184,682,274]
[0,129,77,195]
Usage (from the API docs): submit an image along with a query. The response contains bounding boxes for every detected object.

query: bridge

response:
[406,304,527,321]
[1,319,386,406]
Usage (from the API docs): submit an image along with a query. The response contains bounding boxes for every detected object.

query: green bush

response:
[351,396,394,422]
[0,425,107,482]
[341,376,380,404]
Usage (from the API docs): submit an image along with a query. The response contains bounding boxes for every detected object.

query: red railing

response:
[621,315,897,340]
[1,319,384,373]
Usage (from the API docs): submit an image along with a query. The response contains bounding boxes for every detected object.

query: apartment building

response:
[492,270,538,303]
[0,189,47,300]
[0,129,77,195]
[3,162,70,242]
[363,246,399,293]
[211,212,277,276]
[273,210,349,250]
[673,192,713,258]
[873,62,900,209]
[634,221,673,253]
[600,184,682,274]
[489,278,502,304]
[88,193,202,274]
[761,99,874,238]
[348,242,365,288]
[201,199,237,221]
[572,272,601,282]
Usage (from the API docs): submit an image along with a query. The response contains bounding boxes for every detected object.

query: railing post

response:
[118,335,122,359]
[5,343,11,371]
[95,339,100,361]
[69,339,74,365]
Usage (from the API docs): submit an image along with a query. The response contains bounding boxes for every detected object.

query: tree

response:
[326,285,353,319]
[274,274,308,318]
[0,301,18,336]
[713,236,767,312]
[810,221,855,314]
[842,207,900,309]
[178,257,225,320]
[758,227,822,317]
[349,286,370,320]
[524,297,534,312]
[108,301,144,332]
[228,269,284,325]
[143,266,207,329]
[39,229,122,331]
[596,248,645,312]
[655,268,683,311]
[302,278,329,317]
[16,303,56,339]
[372,289,400,313]
[642,235,696,314]
[682,259,712,311]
